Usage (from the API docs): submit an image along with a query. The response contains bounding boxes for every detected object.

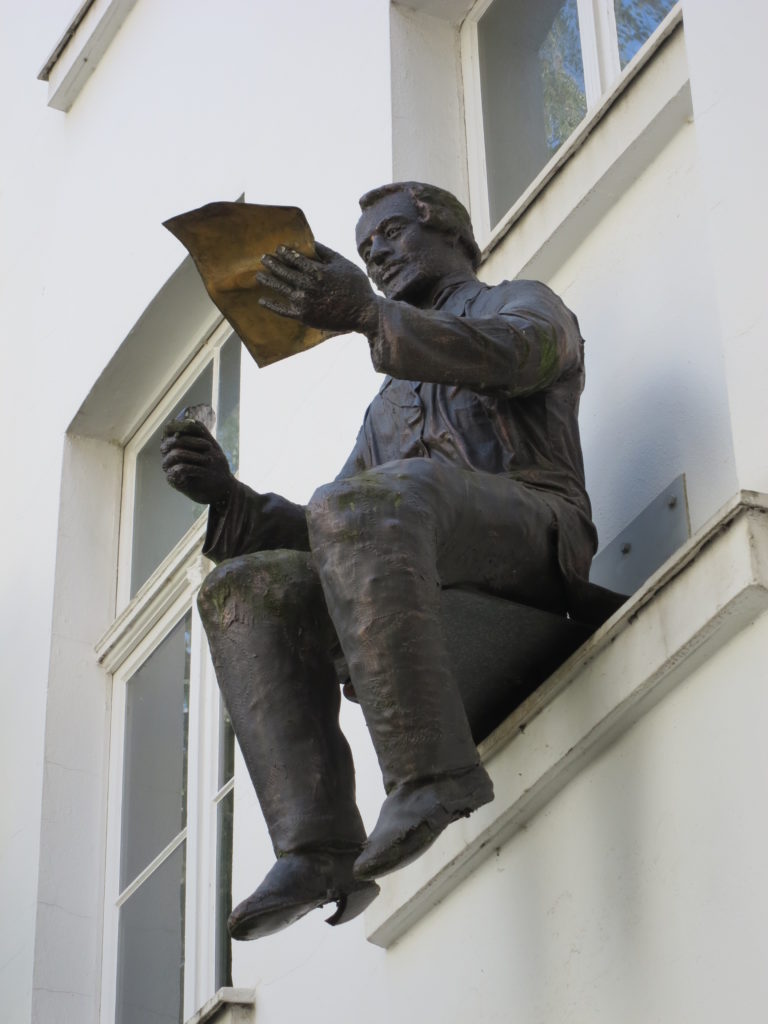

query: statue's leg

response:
[308,460,564,878]
[306,462,492,877]
[197,549,378,939]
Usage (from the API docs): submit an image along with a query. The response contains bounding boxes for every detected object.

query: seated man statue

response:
[161,182,598,941]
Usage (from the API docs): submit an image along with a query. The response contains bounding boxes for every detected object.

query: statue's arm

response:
[368,284,582,396]
[252,244,577,396]
[202,481,309,563]
[161,418,309,564]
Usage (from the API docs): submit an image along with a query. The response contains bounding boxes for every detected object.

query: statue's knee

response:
[307,479,361,542]
[198,556,250,625]
[308,469,421,544]
[197,551,315,625]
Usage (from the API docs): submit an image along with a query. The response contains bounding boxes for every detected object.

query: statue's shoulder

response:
[485,277,570,315]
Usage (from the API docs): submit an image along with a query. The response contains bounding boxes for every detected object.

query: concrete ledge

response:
[38,0,140,112]
[365,491,768,948]
[184,987,256,1024]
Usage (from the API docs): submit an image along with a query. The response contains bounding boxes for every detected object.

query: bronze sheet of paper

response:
[163,202,333,367]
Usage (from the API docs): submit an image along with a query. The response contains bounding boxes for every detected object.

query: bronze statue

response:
[161,182,600,941]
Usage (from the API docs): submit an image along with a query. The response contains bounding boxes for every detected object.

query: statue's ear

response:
[411,195,431,226]
[413,197,461,246]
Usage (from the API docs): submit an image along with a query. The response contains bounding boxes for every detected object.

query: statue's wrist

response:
[211,476,235,513]
[358,295,383,337]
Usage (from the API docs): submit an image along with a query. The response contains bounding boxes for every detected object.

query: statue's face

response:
[355,191,471,304]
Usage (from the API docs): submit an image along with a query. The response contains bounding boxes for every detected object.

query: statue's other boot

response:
[307,470,494,881]
[197,550,379,939]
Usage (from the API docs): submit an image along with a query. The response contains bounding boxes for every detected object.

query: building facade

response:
[2,1,767,1022]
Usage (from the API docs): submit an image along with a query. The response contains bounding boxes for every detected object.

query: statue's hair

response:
[358,181,481,270]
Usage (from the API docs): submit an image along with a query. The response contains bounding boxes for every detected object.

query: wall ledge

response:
[38,0,139,112]
[365,491,768,948]
[184,987,256,1024]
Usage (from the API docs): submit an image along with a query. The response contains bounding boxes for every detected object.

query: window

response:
[462,0,679,239]
[100,322,239,1023]
[119,328,241,602]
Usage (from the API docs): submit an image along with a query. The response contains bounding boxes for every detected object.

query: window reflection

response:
[116,843,186,1024]
[120,612,191,888]
[478,0,586,226]
[614,0,677,68]
[131,368,211,596]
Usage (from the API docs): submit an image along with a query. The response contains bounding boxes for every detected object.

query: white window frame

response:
[97,316,238,1022]
[461,0,683,247]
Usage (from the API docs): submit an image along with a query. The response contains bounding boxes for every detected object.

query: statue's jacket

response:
[204,273,598,601]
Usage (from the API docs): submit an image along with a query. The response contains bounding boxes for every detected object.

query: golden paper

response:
[163,202,333,368]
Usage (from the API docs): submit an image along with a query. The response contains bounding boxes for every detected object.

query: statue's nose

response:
[368,234,392,265]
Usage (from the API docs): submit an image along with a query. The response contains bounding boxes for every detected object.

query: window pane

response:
[217,334,241,473]
[478,0,587,226]
[131,365,212,596]
[120,612,191,889]
[116,841,186,1024]
[614,0,676,68]
[214,788,234,990]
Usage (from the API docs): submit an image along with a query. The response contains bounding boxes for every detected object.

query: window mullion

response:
[460,13,492,243]
[115,828,188,908]
[214,775,235,805]
[576,0,604,106]
[211,343,222,428]
[593,0,622,91]
[182,603,209,1018]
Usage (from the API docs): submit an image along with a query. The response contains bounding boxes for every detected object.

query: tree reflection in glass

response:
[614,0,677,68]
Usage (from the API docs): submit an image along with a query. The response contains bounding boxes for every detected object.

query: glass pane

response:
[131,365,212,596]
[478,0,587,226]
[120,613,191,889]
[614,0,677,68]
[217,334,241,473]
[214,788,234,990]
[116,841,186,1024]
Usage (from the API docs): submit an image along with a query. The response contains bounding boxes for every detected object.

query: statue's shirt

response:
[337,275,597,582]
[206,274,597,586]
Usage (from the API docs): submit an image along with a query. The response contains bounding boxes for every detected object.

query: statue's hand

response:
[256,242,380,335]
[161,418,234,507]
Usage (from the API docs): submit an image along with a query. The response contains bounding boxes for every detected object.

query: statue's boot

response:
[308,468,494,881]
[197,550,379,940]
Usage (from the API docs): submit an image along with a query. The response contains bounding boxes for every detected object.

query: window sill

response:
[38,0,139,112]
[365,490,768,948]
[184,988,256,1024]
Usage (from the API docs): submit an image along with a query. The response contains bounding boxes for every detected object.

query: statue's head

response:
[356,182,481,304]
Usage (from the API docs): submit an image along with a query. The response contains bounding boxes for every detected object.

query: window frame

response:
[460,0,682,249]
[98,316,239,1022]
[116,317,236,614]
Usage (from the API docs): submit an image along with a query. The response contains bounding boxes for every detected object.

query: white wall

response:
[0,1,391,1020]
[682,0,768,495]
[389,3,469,205]
[546,120,736,545]
[387,610,768,1024]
